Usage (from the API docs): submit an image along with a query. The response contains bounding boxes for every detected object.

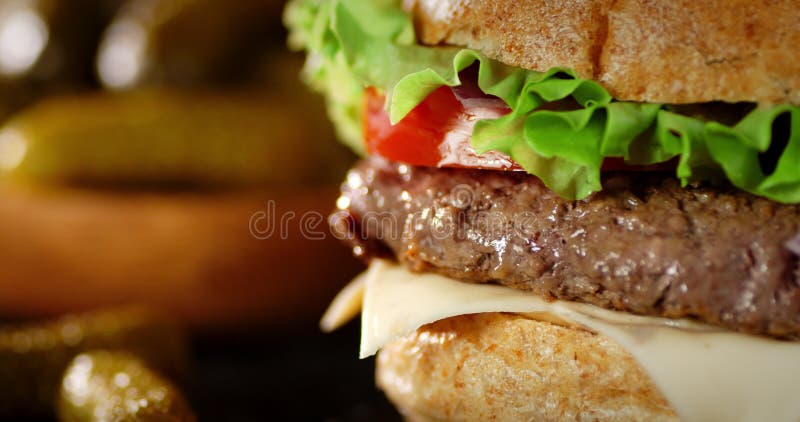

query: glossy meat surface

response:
[333,157,800,338]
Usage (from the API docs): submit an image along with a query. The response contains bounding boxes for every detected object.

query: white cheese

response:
[322,260,800,422]
[320,271,365,333]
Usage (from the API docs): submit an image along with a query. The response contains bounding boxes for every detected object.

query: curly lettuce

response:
[285,0,800,203]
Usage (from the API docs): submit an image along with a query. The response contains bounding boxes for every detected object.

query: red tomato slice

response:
[364,86,456,167]
[364,85,518,170]
[363,81,676,173]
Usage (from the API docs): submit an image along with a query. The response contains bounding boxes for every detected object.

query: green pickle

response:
[0,308,188,417]
[58,351,196,422]
[0,90,351,188]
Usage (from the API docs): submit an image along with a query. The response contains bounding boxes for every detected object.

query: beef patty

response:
[331,157,800,339]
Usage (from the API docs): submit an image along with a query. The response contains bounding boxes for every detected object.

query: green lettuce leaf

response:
[285,0,800,203]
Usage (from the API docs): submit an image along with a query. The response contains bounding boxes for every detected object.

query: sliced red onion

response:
[451,84,509,111]
[442,81,518,170]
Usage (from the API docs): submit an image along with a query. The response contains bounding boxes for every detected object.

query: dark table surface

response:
[187,321,402,421]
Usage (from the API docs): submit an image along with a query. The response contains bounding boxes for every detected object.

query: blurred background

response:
[0,0,397,420]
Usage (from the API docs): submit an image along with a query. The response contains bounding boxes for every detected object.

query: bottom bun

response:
[376,313,678,421]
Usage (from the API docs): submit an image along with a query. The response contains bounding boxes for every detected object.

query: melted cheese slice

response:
[322,260,800,422]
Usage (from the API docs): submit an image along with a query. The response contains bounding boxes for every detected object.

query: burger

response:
[286,0,800,420]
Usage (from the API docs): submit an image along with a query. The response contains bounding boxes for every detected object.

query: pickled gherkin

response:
[0,307,187,417]
[58,351,196,422]
[0,90,351,189]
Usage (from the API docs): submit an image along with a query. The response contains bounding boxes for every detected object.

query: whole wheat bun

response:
[377,313,679,422]
[404,0,800,105]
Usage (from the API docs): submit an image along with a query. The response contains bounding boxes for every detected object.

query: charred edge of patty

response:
[332,157,800,340]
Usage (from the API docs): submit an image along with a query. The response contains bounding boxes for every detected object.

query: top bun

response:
[404,0,800,105]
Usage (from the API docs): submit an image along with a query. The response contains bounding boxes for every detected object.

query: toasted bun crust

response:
[376,313,678,421]
[405,0,800,105]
